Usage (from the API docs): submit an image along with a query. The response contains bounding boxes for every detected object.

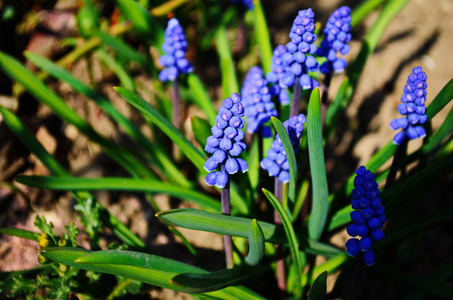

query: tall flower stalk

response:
[204,92,248,268]
[317,6,352,121]
[159,18,193,158]
[260,114,306,292]
[386,66,428,188]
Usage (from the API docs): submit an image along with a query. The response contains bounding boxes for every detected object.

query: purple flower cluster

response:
[345,166,386,266]
[260,114,306,183]
[159,18,193,82]
[242,66,277,135]
[282,9,319,90]
[390,66,428,145]
[266,45,291,105]
[317,6,352,74]
[204,93,248,188]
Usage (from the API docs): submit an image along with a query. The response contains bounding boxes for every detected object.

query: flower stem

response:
[347,253,365,300]
[385,137,408,189]
[290,78,302,117]
[321,72,332,128]
[221,165,233,269]
[172,80,182,160]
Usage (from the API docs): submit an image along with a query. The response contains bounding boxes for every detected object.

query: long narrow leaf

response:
[215,25,239,98]
[114,87,206,172]
[16,176,220,212]
[0,228,40,241]
[307,88,329,241]
[271,117,297,204]
[170,265,267,294]
[156,208,286,244]
[252,0,272,74]
[262,188,302,298]
[187,74,217,125]
[42,247,264,298]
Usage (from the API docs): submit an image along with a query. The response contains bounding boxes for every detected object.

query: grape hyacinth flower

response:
[266,45,291,105]
[281,8,319,90]
[346,166,386,266]
[159,18,193,82]
[242,66,278,135]
[260,114,306,183]
[230,0,253,9]
[204,93,248,188]
[390,66,428,145]
[317,6,352,74]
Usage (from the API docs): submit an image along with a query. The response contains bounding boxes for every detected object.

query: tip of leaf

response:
[113,86,120,91]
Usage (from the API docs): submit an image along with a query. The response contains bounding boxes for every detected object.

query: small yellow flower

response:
[38,233,49,248]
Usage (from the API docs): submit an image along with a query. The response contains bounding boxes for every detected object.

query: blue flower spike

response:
[266,45,291,105]
[346,166,386,266]
[260,114,306,183]
[317,6,352,74]
[281,8,320,90]
[242,66,278,135]
[205,93,248,188]
[159,18,193,82]
[390,66,428,145]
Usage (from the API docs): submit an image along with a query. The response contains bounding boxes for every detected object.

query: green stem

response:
[384,137,408,189]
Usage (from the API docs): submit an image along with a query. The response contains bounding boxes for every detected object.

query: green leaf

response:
[245,219,265,266]
[0,228,39,241]
[262,188,302,298]
[42,247,264,298]
[307,88,329,241]
[171,265,267,294]
[426,78,453,118]
[156,208,286,244]
[191,116,212,148]
[187,74,217,125]
[301,254,348,287]
[270,117,297,204]
[116,0,153,36]
[308,271,327,300]
[16,176,220,212]
[114,87,206,172]
[215,25,239,99]
[252,0,272,74]
[94,30,148,65]
[351,0,386,27]
[95,48,136,91]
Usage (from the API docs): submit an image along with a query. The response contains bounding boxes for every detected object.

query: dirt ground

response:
[0,0,452,299]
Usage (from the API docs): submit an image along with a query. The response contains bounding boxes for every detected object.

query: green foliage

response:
[0,0,452,299]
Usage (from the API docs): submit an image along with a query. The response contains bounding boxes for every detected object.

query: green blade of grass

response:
[171,265,268,294]
[95,48,136,91]
[0,228,40,241]
[350,0,386,27]
[0,107,145,248]
[16,176,220,212]
[262,188,302,298]
[116,0,153,37]
[42,247,264,298]
[307,88,329,241]
[252,0,272,74]
[93,30,148,66]
[307,271,327,300]
[114,86,206,172]
[215,26,239,99]
[187,74,217,125]
[245,219,265,266]
[271,116,297,204]
[156,208,286,244]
